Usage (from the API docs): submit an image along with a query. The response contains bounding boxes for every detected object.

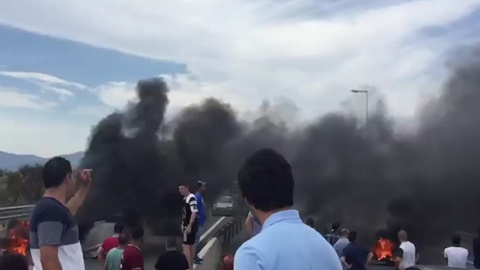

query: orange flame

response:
[373,238,395,261]
[2,220,30,256]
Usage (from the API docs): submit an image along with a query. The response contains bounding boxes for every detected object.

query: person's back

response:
[106,247,125,270]
[399,241,416,269]
[0,253,29,270]
[234,149,341,270]
[444,234,469,268]
[155,250,189,270]
[341,231,372,270]
[155,236,189,270]
[444,246,468,268]
[240,213,340,270]
[474,228,480,269]
[334,229,350,257]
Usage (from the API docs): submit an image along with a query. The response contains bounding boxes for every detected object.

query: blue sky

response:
[0,0,479,157]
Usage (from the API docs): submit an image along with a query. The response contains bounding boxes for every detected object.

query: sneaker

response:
[194,258,202,265]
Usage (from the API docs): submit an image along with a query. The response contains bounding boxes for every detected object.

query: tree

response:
[0,165,44,207]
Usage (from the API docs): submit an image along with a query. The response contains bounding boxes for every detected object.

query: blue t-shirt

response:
[194,192,206,226]
[342,242,370,270]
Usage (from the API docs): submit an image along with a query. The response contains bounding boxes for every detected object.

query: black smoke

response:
[77,46,480,247]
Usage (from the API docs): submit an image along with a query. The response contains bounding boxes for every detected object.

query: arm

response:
[40,246,62,270]
[341,256,352,269]
[66,169,92,216]
[234,244,265,270]
[366,252,374,265]
[97,246,106,265]
[187,197,198,231]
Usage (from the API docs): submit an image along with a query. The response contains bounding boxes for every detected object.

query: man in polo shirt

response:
[194,181,206,264]
[29,157,92,270]
[234,148,342,270]
[121,226,144,270]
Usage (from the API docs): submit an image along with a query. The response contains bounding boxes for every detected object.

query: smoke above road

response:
[77,45,480,244]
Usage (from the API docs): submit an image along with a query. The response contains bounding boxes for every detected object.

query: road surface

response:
[84,216,226,270]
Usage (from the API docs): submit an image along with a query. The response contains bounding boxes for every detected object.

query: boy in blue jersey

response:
[194,181,207,264]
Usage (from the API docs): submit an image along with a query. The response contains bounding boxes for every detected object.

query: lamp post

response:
[351,89,369,123]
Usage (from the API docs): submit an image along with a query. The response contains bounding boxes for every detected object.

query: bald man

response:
[395,230,418,270]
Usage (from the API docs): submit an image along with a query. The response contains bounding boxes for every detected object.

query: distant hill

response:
[0,151,84,171]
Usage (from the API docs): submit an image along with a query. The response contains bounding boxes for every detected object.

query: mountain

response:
[0,151,84,171]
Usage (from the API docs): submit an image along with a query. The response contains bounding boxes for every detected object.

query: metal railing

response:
[213,217,243,250]
[0,205,35,221]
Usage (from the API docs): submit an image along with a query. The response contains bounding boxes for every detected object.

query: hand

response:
[346,264,352,269]
[186,225,192,234]
[180,225,184,233]
[77,169,92,185]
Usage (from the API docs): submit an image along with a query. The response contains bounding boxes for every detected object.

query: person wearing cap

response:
[193,181,207,264]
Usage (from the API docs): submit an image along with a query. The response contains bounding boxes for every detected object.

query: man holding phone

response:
[29,157,92,270]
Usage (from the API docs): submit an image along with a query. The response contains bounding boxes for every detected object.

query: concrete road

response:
[84,216,226,270]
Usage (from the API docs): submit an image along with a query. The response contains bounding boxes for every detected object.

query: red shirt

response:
[121,245,144,270]
[101,236,119,255]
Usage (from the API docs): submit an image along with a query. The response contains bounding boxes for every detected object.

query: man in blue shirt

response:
[194,181,206,264]
[341,231,373,270]
[234,148,342,270]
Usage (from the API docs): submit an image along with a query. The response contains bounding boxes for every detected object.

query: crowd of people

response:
[1,149,480,270]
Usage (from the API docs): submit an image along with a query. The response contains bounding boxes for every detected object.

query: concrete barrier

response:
[195,237,222,270]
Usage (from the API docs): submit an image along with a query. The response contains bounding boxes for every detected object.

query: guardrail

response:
[0,205,34,234]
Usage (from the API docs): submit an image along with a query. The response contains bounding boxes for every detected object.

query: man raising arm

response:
[30,157,91,270]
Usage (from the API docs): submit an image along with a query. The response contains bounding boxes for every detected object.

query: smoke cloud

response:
[77,45,480,247]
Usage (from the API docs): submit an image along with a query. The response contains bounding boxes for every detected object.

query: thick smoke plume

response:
[78,46,480,247]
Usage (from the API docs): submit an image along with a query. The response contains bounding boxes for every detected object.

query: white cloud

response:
[0,0,477,120]
[94,82,137,109]
[71,105,112,117]
[0,71,87,90]
[0,87,57,110]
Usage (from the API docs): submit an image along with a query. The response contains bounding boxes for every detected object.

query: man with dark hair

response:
[98,223,126,265]
[121,226,144,270]
[105,233,129,270]
[474,227,480,269]
[178,183,198,270]
[29,157,92,270]
[234,148,341,270]
[444,234,468,268]
[325,222,342,245]
[193,181,206,265]
[341,231,374,270]
[0,253,29,270]
[154,236,189,270]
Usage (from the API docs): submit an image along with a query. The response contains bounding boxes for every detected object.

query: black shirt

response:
[155,250,189,270]
[342,242,370,270]
[473,236,480,269]
[182,194,198,227]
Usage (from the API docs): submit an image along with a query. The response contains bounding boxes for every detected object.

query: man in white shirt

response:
[395,230,418,270]
[444,234,469,268]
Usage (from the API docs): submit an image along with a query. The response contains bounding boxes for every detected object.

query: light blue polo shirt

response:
[234,209,342,270]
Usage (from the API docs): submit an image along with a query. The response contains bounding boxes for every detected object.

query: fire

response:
[1,220,30,256]
[373,238,395,261]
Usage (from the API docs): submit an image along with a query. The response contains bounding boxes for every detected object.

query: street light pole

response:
[351,89,369,123]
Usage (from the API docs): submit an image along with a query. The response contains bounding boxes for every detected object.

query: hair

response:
[114,223,125,234]
[331,222,341,231]
[348,231,357,242]
[340,228,350,237]
[0,253,29,270]
[452,234,461,245]
[237,148,294,212]
[305,217,314,227]
[118,233,129,245]
[42,156,72,189]
[398,230,408,241]
[197,181,206,189]
[179,183,190,190]
[165,236,177,249]
[130,226,144,240]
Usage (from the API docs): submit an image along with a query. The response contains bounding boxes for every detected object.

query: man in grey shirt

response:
[334,228,350,257]
[245,211,262,238]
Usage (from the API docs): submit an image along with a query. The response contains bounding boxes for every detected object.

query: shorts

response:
[182,226,198,245]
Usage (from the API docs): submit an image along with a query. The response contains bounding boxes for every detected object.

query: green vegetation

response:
[0,165,44,207]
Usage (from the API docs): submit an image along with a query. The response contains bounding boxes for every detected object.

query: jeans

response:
[194,225,205,257]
